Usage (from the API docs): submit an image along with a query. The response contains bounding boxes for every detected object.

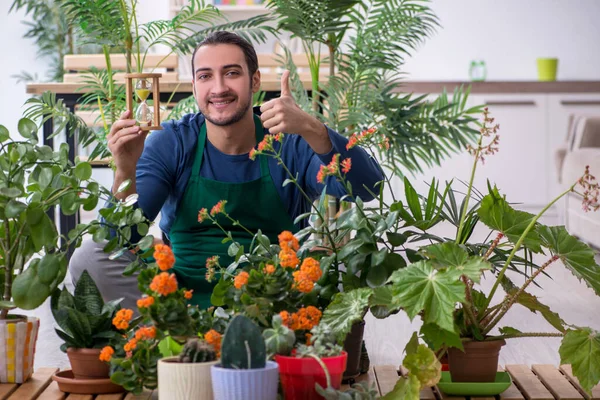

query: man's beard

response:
[200,91,252,127]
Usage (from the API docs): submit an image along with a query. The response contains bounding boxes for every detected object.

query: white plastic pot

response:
[211,360,279,400]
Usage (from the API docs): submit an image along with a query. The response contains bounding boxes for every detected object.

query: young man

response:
[69,31,384,309]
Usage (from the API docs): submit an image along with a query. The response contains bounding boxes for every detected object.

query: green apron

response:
[168,115,297,308]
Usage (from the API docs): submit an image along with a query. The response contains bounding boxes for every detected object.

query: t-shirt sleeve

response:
[301,126,385,201]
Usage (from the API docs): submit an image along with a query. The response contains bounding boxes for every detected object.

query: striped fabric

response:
[0,316,39,383]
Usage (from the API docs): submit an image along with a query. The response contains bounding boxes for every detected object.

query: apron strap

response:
[193,115,271,178]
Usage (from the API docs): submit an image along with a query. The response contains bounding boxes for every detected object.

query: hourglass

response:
[125,73,163,131]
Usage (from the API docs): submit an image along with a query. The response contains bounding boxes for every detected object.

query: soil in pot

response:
[67,348,110,379]
[342,320,365,383]
[447,339,506,382]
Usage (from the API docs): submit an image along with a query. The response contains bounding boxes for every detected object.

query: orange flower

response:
[263,263,276,274]
[99,346,114,362]
[341,158,352,174]
[135,326,157,341]
[205,329,222,357]
[150,272,178,296]
[300,257,322,282]
[293,270,314,293]
[205,256,219,283]
[305,333,312,345]
[154,244,175,271]
[316,165,327,184]
[124,338,138,352]
[280,311,298,330]
[184,290,193,300]
[198,208,209,223]
[279,248,299,268]
[234,271,250,289]
[327,154,340,174]
[346,134,359,150]
[112,309,134,330]
[295,306,322,330]
[210,200,227,216]
[137,296,155,309]
[249,148,258,160]
[278,231,299,251]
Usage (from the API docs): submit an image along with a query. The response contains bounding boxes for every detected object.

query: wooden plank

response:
[63,72,179,84]
[433,385,466,400]
[64,395,93,400]
[560,365,600,400]
[36,381,66,400]
[398,366,436,399]
[95,394,126,400]
[64,54,178,71]
[532,365,583,400]
[505,365,554,400]
[0,383,18,400]
[373,365,400,396]
[9,368,57,400]
[123,390,154,400]
[500,381,527,400]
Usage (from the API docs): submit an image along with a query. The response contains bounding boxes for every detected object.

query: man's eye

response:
[226,71,239,76]
[198,74,209,80]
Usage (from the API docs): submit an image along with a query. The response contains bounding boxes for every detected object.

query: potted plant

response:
[0,117,151,383]
[158,337,220,400]
[319,108,600,396]
[210,314,279,400]
[51,270,126,379]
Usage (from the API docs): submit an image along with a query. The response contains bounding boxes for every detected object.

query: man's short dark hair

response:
[191,31,259,77]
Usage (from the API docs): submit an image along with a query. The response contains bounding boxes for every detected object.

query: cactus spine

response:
[178,338,217,363]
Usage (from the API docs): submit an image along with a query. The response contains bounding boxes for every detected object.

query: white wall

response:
[402,0,600,81]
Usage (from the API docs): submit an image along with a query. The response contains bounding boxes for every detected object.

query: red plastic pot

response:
[275,351,347,400]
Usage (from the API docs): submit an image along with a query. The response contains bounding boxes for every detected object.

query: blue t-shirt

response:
[133,111,385,239]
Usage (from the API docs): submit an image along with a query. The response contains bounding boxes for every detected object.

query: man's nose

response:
[211,75,229,95]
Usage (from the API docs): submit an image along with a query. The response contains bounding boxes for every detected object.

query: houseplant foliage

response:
[0,117,151,320]
[267,0,483,174]
[320,108,600,395]
[22,0,276,160]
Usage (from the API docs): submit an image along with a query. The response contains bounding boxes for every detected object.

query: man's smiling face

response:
[192,43,259,126]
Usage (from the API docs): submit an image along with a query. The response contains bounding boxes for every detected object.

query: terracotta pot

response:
[447,339,506,382]
[276,352,347,400]
[158,356,219,400]
[342,320,365,382]
[67,348,109,379]
[0,315,40,383]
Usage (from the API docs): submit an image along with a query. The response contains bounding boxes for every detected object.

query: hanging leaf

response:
[559,328,600,394]
[321,288,372,343]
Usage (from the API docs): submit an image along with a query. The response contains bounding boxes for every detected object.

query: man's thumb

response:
[280,70,291,97]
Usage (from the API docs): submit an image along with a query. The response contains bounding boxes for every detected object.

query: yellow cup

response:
[537,58,558,81]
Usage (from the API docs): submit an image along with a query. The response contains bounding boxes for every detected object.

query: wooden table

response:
[2,364,599,399]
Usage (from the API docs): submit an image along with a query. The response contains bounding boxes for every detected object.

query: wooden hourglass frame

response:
[125,73,163,131]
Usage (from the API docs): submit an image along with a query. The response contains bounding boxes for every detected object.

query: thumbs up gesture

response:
[259,70,307,135]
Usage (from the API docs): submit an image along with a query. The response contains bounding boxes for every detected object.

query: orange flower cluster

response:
[279,248,299,268]
[263,263,276,274]
[112,309,134,330]
[154,244,175,271]
[234,271,250,289]
[137,296,155,309]
[278,231,299,251]
[249,133,283,160]
[316,154,351,184]
[135,326,157,341]
[184,290,193,300]
[291,257,322,293]
[205,329,222,357]
[124,338,138,352]
[149,272,178,296]
[346,127,377,150]
[279,306,322,331]
[210,200,227,216]
[99,346,114,362]
[205,256,219,282]
[198,208,209,223]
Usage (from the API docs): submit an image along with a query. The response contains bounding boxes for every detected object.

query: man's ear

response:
[251,69,261,93]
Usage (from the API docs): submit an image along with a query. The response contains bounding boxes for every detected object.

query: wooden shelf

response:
[214,5,267,11]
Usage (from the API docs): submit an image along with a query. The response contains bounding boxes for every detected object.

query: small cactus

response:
[221,315,266,369]
[178,338,217,363]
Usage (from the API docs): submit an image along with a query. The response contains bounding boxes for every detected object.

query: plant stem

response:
[483,255,559,335]
[483,232,504,259]
[482,184,575,314]
[455,148,480,244]
[2,219,12,319]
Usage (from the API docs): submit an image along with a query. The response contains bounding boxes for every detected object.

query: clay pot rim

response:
[460,339,506,348]
[66,347,103,354]
[0,314,35,324]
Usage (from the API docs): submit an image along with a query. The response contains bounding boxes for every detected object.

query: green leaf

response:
[5,200,27,218]
[370,248,387,267]
[403,344,442,388]
[38,168,53,189]
[420,323,463,351]
[0,187,22,198]
[0,301,16,310]
[499,327,522,336]
[30,212,58,251]
[0,125,9,142]
[477,189,542,252]
[74,162,92,181]
[381,375,420,400]
[422,243,491,283]
[405,332,419,355]
[13,259,54,309]
[387,232,407,247]
[116,179,131,193]
[36,253,65,285]
[137,235,154,250]
[388,261,465,332]
[321,288,372,343]
[505,289,565,333]
[210,278,231,307]
[559,328,600,394]
[366,264,387,288]
[158,336,184,357]
[404,177,423,221]
[17,118,37,140]
[74,270,104,316]
[538,225,600,296]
